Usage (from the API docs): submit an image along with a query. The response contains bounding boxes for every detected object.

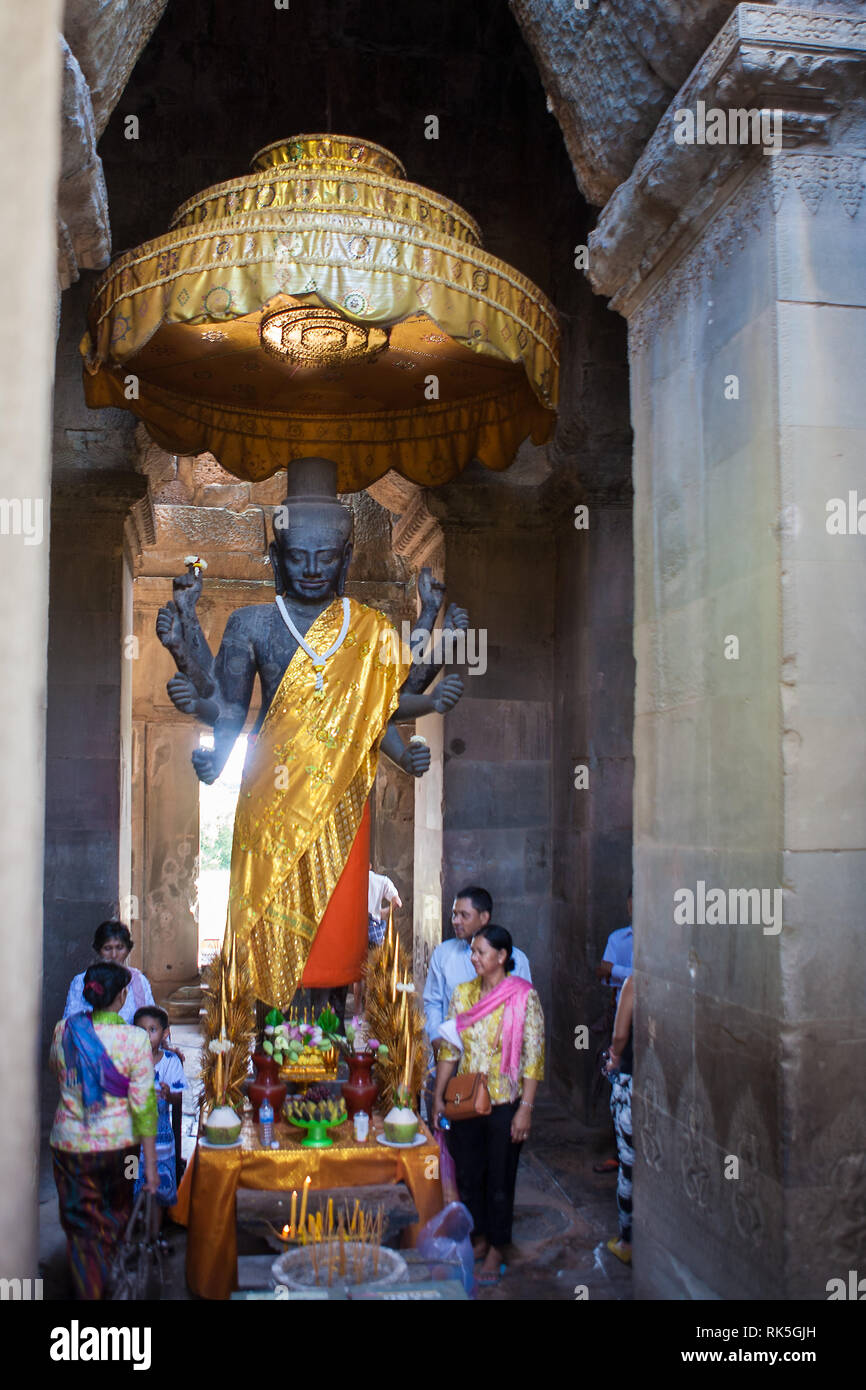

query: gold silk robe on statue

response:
[224,598,410,1008]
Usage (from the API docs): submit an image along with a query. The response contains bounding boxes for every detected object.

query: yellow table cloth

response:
[172,1114,444,1299]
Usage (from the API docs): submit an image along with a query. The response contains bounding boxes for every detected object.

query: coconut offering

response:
[205,1105,242,1145]
[383,1084,419,1144]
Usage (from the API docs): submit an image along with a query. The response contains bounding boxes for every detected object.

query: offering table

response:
[172,1114,444,1299]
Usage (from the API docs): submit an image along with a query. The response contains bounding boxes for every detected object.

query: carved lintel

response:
[390,490,443,573]
[366,470,423,515]
[589,5,866,306]
[124,494,157,567]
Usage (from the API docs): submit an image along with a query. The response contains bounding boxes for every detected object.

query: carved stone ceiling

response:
[58,0,168,288]
[512,0,751,207]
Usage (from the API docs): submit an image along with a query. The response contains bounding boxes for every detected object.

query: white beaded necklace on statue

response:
[275,595,351,691]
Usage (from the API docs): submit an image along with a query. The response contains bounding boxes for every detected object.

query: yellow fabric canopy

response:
[81,136,559,490]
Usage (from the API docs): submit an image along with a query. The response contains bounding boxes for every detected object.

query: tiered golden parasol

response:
[81,134,559,489]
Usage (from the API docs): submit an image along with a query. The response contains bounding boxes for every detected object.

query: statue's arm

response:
[399,568,444,696]
[191,612,256,785]
[156,571,217,715]
[379,723,431,778]
[391,673,464,721]
[398,599,469,701]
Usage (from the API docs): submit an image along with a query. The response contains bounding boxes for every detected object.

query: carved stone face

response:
[269,502,353,603]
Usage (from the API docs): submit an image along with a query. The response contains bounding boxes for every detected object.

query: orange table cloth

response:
[172,1114,444,1299]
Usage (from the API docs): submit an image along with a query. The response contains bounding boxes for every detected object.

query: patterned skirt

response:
[51,1144,138,1299]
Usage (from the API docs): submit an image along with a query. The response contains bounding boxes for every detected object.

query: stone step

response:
[162,981,206,1025]
[166,1002,205,1024]
[169,984,205,1002]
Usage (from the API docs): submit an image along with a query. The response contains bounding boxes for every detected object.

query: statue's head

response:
[269,457,354,603]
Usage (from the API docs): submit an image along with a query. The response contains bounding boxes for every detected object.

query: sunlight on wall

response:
[197,733,247,965]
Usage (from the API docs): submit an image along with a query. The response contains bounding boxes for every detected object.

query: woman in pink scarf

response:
[432,924,544,1286]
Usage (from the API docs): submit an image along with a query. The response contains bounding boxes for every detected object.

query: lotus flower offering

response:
[204,1105,242,1145]
[261,1008,338,1081]
[383,1084,420,1145]
[319,1008,389,1063]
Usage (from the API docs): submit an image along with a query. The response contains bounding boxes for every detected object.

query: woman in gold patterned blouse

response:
[432,924,544,1285]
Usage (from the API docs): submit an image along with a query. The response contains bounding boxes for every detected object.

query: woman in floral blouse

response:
[432,924,544,1286]
[50,960,159,1299]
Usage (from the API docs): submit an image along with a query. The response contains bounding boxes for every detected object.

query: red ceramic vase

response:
[249,1051,287,1124]
[341,1052,378,1119]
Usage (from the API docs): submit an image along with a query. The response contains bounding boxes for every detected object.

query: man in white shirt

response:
[368,868,402,947]
[423,885,532,1061]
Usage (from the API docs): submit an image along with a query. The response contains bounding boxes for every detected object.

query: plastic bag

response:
[416,1201,475,1294]
[435,1131,459,1204]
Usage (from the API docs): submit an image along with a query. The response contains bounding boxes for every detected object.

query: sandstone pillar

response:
[0,1,62,1282]
[45,471,147,1042]
[589,4,866,1298]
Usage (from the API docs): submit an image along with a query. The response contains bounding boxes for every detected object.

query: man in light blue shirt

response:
[423,885,532,1059]
[597,891,633,1003]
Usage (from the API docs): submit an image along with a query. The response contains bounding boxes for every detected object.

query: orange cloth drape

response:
[300,799,369,987]
[172,1114,444,1299]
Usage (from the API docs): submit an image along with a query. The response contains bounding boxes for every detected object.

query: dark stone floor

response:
[39,1023,631,1302]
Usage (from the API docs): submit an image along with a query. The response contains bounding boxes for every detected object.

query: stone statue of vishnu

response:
[156,458,465,1010]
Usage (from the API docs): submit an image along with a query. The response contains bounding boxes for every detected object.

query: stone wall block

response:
[443,760,550,833]
[151,479,193,505]
[443,698,552,763]
[152,504,266,554]
[781,849,866,1019]
[197,482,251,509]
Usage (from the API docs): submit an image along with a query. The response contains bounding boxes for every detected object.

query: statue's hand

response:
[167,674,200,716]
[443,602,469,632]
[399,741,432,778]
[431,673,464,714]
[156,600,183,655]
[417,568,446,610]
[173,570,203,615]
[191,746,220,785]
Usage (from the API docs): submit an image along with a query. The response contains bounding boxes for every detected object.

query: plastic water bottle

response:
[259,1098,274,1147]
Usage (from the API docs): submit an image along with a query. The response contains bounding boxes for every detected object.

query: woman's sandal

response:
[476,1262,507,1286]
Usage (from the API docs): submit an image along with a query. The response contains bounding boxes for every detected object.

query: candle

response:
[391,943,399,1001]
[327,1197,333,1235]
[386,901,394,952]
[290,1190,297,1235]
[281,1224,290,1240]
[298,1174,311,1236]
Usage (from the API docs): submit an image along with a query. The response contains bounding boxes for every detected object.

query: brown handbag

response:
[443,1071,492,1120]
